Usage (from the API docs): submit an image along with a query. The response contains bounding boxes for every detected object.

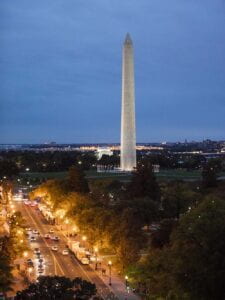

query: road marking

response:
[23,204,65,276]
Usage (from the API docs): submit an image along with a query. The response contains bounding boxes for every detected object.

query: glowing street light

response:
[23,251,28,258]
[82,235,87,242]
[26,168,30,172]
[108,261,112,285]
[94,247,98,270]
[125,275,129,288]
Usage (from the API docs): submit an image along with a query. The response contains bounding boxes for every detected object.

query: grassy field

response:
[20,169,225,182]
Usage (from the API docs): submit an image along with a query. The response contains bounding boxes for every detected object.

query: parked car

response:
[30,236,36,242]
[80,257,89,265]
[49,229,54,234]
[62,249,69,255]
[51,246,58,251]
[44,233,50,239]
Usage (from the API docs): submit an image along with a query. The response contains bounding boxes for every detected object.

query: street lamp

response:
[125,275,129,288]
[28,267,33,281]
[82,235,87,242]
[94,247,98,270]
[23,251,28,258]
[108,261,112,286]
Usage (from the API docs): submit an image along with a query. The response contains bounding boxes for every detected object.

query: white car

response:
[62,249,69,255]
[51,246,58,251]
[49,229,54,234]
[30,236,36,242]
[32,229,39,234]
[26,227,32,232]
[80,257,89,265]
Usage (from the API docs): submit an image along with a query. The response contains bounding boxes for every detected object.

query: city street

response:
[15,200,139,300]
[16,201,113,299]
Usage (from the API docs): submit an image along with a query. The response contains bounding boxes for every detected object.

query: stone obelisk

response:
[120,33,136,171]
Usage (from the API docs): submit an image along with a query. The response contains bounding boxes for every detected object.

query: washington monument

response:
[120,33,136,171]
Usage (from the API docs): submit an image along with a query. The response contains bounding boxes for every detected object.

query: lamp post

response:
[28,267,33,282]
[23,251,28,258]
[82,235,87,247]
[125,275,129,288]
[108,261,112,286]
[94,247,98,270]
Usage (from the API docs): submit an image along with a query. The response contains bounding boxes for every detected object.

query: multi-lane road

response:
[15,201,114,299]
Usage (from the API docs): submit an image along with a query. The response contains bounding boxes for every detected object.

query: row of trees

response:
[30,164,202,268]
[128,195,225,300]
[1,150,225,177]
[0,211,28,294]
[15,276,98,300]
[30,160,225,299]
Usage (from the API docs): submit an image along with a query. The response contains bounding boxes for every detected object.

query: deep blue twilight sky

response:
[0,0,225,144]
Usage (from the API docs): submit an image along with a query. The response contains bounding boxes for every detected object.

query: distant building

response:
[96,148,113,160]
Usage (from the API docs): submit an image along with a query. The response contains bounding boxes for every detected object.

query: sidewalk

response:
[56,226,140,300]
[89,262,140,300]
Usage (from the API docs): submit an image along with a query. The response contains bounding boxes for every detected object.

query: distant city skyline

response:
[1,0,225,143]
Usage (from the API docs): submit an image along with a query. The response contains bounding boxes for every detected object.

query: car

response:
[62,249,69,255]
[38,258,44,263]
[34,248,40,254]
[51,246,58,251]
[49,229,54,234]
[26,227,32,232]
[38,263,45,269]
[38,269,44,274]
[80,257,89,265]
[32,229,39,234]
[24,201,31,205]
[53,236,60,242]
[44,234,50,239]
[30,236,36,242]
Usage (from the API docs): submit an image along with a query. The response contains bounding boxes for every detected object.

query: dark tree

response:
[127,162,160,201]
[202,159,222,188]
[65,166,89,193]
[0,159,19,179]
[15,276,97,300]
[150,218,177,248]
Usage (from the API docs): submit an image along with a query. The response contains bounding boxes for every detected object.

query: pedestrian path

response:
[56,226,140,300]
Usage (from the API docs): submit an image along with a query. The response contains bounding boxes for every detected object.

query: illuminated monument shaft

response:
[120,33,136,171]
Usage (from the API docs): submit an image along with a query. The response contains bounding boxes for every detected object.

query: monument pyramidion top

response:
[124,33,133,45]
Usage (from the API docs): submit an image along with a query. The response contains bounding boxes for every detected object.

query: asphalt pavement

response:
[16,202,113,299]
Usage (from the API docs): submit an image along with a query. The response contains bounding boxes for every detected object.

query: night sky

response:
[1,0,225,143]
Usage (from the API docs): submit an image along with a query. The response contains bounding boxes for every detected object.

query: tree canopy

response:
[15,276,97,300]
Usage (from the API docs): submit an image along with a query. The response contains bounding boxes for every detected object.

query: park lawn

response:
[20,169,225,182]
